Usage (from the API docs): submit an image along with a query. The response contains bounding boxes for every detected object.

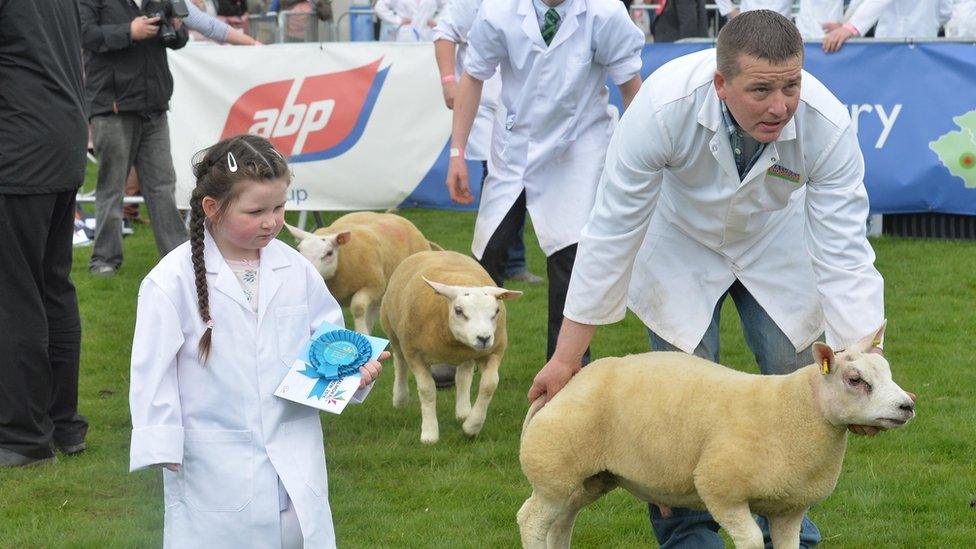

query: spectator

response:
[375,0,445,42]
[945,0,976,38]
[822,0,955,53]
[216,0,251,33]
[188,0,263,43]
[80,1,190,276]
[269,0,334,42]
[794,0,846,39]
[652,0,709,42]
[715,0,793,19]
[0,0,89,467]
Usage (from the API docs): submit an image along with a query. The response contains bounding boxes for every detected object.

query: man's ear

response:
[713,70,728,101]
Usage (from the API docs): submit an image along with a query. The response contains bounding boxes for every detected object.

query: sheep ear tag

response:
[821,358,830,375]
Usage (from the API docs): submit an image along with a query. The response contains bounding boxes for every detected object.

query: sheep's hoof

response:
[420,431,439,445]
[455,409,470,422]
[392,394,409,409]
[462,418,484,438]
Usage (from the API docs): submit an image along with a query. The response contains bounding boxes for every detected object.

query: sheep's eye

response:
[454,306,464,316]
[492,307,500,318]
[847,376,862,386]
[324,251,333,258]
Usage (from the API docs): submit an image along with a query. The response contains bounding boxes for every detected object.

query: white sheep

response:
[380,251,521,444]
[285,212,436,334]
[517,325,915,549]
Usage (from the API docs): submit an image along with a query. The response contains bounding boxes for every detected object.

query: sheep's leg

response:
[546,474,616,549]
[454,361,475,422]
[517,491,567,549]
[767,509,806,549]
[391,344,410,409]
[461,354,500,437]
[405,352,439,444]
[704,500,763,549]
[364,302,381,335]
[349,290,375,335]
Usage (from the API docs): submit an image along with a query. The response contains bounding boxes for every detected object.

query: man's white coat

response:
[565,49,885,353]
[463,0,644,258]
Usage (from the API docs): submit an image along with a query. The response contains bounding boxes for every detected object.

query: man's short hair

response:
[716,10,804,79]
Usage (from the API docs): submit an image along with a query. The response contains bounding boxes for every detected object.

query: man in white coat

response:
[445,0,645,361]
[529,10,885,547]
[821,0,955,53]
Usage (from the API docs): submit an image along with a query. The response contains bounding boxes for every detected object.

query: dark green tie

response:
[541,8,560,46]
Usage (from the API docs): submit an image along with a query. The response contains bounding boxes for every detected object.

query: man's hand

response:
[131,16,161,41]
[161,463,181,472]
[427,19,437,28]
[358,351,389,389]
[727,8,740,18]
[171,17,183,31]
[401,17,413,25]
[442,81,456,110]
[822,26,856,53]
[446,157,473,204]
[527,356,581,404]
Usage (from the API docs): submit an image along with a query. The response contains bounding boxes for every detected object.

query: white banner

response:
[168,42,450,210]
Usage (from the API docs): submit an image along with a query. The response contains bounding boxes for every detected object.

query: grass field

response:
[1,197,975,547]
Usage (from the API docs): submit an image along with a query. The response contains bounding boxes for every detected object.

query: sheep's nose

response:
[476,335,491,347]
[899,401,915,413]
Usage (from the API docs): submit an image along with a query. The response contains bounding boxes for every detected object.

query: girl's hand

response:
[358,351,389,388]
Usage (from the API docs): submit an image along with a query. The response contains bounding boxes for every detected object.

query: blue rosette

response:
[300,329,372,399]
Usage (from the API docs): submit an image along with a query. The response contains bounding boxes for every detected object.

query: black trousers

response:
[478,191,590,362]
[0,190,87,459]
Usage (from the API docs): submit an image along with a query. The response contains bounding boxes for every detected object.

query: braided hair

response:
[189,134,290,363]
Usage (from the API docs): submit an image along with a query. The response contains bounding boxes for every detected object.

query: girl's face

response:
[205,178,289,260]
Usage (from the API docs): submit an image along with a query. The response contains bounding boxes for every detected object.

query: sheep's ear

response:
[423,277,459,300]
[485,287,523,300]
[812,342,836,375]
[334,231,352,246]
[854,320,887,353]
[284,223,314,242]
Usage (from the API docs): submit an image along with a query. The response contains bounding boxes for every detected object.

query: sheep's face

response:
[813,326,915,430]
[285,224,349,280]
[424,278,522,351]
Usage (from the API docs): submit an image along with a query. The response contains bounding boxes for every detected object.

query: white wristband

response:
[449,147,463,158]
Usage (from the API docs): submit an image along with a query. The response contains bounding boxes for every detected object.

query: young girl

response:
[129,135,382,548]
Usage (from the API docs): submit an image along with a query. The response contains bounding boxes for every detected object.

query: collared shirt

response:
[532,0,572,29]
[721,100,766,179]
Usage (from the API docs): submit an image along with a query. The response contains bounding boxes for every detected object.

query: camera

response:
[149,0,190,45]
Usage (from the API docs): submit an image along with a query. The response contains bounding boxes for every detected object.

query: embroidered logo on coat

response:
[767,164,801,184]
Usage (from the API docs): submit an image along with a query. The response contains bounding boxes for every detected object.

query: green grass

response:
[1,204,975,547]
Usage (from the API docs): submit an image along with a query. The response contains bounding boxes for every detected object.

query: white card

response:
[274,322,387,414]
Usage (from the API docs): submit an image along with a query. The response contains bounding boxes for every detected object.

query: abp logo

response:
[220,59,389,162]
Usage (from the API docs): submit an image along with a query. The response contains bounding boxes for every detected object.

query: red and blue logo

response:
[220,59,389,162]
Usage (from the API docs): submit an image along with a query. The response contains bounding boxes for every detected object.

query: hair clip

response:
[269,148,284,160]
[227,152,238,173]
[206,319,215,330]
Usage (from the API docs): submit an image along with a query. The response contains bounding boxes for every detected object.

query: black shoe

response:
[431,364,456,389]
[0,447,57,468]
[56,441,87,456]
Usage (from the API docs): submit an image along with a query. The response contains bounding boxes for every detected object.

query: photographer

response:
[80,0,191,276]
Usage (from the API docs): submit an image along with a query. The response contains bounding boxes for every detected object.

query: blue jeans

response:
[504,224,527,277]
[646,280,823,548]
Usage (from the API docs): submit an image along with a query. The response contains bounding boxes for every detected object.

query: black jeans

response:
[478,191,589,362]
[0,191,87,458]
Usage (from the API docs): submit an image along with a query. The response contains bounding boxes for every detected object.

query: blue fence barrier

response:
[401,41,976,215]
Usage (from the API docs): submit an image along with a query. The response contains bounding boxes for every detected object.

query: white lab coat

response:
[714,0,793,17]
[374,0,445,41]
[795,0,846,38]
[846,0,954,38]
[432,0,502,161]
[464,0,644,258]
[565,49,885,353]
[130,230,359,549]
